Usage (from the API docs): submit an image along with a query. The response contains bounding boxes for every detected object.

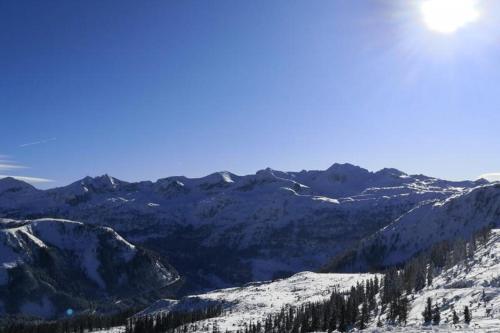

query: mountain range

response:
[0,163,497,319]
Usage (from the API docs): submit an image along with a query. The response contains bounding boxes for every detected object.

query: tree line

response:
[237,277,381,333]
[0,309,135,333]
[125,304,224,333]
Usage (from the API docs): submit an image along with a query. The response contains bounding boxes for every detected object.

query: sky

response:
[1,0,500,188]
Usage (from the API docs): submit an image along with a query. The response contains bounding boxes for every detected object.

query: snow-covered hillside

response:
[359,229,500,332]
[0,218,178,318]
[124,230,500,333]
[328,183,500,271]
[0,164,482,293]
[138,271,380,332]
[400,228,500,331]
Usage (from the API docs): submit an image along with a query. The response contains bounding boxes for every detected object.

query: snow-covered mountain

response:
[327,183,500,271]
[0,218,178,318]
[0,164,484,293]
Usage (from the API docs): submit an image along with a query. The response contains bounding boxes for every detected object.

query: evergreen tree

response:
[432,304,440,325]
[426,264,433,287]
[422,297,433,325]
[452,310,459,324]
[388,298,398,323]
[414,258,426,291]
[359,301,369,329]
[464,306,471,324]
[399,296,409,326]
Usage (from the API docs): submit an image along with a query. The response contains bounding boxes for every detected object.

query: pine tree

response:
[432,304,440,325]
[452,310,459,324]
[464,306,471,324]
[468,238,477,258]
[359,301,369,329]
[399,296,409,325]
[422,297,432,325]
[426,264,433,287]
[389,298,398,323]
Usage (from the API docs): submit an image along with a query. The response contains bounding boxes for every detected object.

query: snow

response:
[78,229,500,333]
[90,327,125,333]
[14,167,483,290]
[129,230,500,332]
[347,229,500,332]
[345,183,500,270]
[0,217,179,318]
[30,219,107,288]
[397,229,500,332]
[0,218,139,289]
[139,271,380,332]
[0,164,488,301]
[312,196,340,204]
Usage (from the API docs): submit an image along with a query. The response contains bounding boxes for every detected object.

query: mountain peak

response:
[210,171,236,183]
[375,168,407,178]
[475,178,491,185]
[85,174,123,185]
[0,177,36,193]
[326,163,370,176]
[69,174,127,193]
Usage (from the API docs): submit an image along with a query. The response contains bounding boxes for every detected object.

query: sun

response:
[420,0,480,34]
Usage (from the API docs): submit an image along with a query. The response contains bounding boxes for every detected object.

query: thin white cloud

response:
[0,153,52,185]
[0,175,53,184]
[19,137,57,148]
[0,163,27,171]
[479,173,500,182]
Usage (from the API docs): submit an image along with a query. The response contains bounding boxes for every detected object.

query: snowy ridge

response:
[0,218,137,288]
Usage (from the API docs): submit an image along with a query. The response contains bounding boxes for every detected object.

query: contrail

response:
[19,137,57,148]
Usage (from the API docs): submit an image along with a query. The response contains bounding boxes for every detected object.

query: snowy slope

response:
[361,229,500,333]
[0,164,482,293]
[328,183,500,271]
[138,271,380,332]
[403,228,500,331]
[0,218,178,318]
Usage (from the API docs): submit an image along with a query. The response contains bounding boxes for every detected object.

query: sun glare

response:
[421,0,480,34]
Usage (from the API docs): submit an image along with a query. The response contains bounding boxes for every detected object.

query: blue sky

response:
[1,0,500,188]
